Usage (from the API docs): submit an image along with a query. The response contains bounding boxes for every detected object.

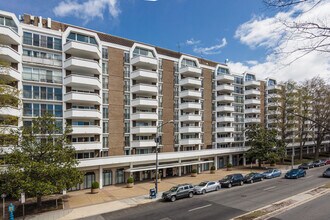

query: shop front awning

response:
[124,160,214,172]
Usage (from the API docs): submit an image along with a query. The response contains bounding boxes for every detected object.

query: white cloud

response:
[53,0,120,23]
[186,38,200,45]
[232,0,330,82]
[193,38,227,55]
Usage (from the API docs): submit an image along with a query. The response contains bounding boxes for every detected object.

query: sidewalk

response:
[19,166,291,220]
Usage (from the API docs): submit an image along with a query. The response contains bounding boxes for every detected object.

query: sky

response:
[1,0,329,82]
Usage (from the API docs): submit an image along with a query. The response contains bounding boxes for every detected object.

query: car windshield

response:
[245,173,255,178]
[169,186,178,192]
[301,163,308,165]
[198,182,207,186]
[326,168,330,171]
[265,169,274,173]
[290,169,299,173]
[222,175,232,181]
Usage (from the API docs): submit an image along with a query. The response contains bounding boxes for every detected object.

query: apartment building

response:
[0,10,329,190]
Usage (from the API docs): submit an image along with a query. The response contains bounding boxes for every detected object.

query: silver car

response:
[194,181,221,195]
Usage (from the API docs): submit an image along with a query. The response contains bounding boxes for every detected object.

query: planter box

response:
[210,170,215,174]
[91,188,99,194]
[127,183,134,188]
[227,168,232,171]
[191,173,197,177]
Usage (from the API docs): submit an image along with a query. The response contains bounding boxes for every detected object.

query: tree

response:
[0,114,83,208]
[245,125,285,167]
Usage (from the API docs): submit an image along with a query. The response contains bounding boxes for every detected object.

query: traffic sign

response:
[21,192,25,204]
[1,193,6,199]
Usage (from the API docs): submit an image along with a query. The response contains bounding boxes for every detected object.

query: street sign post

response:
[21,192,25,220]
[1,193,6,220]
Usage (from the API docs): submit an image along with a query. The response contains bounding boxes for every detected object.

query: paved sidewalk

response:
[19,166,291,220]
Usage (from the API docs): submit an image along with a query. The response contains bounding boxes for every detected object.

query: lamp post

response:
[292,131,295,169]
[155,120,173,195]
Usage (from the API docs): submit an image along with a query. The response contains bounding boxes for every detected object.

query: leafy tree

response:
[245,125,285,167]
[0,114,83,208]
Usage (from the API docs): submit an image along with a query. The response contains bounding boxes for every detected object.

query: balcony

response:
[216,127,235,133]
[64,41,101,60]
[180,102,201,110]
[131,98,158,107]
[64,74,101,90]
[131,84,157,95]
[64,57,101,75]
[245,80,259,87]
[71,125,102,135]
[0,26,20,45]
[216,95,234,102]
[180,114,202,122]
[180,138,202,145]
[267,85,281,91]
[131,140,156,148]
[216,74,234,83]
[180,126,202,133]
[64,109,101,119]
[245,108,260,114]
[0,125,18,134]
[244,99,260,105]
[217,116,234,122]
[216,106,234,112]
[131,126,157,134]
[179,78,201,87]
[64,91,101,104]
[245,118,261,123]
[0,106,20,117]
[179,66,202,77]
[217,84,234,92]
[131,69,158,82]
[0,66,20,81]
[72,142,102,151]
[0,45,20,63]
[131,55,158,70]
[22,56,62,67]
[245,89,260,96]
[217,137,235,143]
[180,90,202,99]
[131,112,158,121]
[267,110,280,115]
[267,102,278,108]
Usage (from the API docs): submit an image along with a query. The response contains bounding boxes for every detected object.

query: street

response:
[82,166,330,220]
[269,192,330,220]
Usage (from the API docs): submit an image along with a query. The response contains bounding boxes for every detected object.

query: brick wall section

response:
[260,81,265,127]
[161,59,175,152]
[108,47,125,156]
[203,68,213,149]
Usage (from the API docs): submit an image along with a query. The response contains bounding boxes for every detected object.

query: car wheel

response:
[295,176,298,179]
[216,186,220,191]
[202,190,206,195]
[261,178,264,181]
[303,173,306,177]
[188,192,193,198]
[250,179,254,184]
[228,183,232,188]
[171,196,176,202]
[240,181,244,186]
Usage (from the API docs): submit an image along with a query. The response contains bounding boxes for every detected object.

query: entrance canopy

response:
[124,160,213,172]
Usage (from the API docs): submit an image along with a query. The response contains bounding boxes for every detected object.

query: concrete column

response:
[236,155,240,166]
[139,171,143,181]
[198,157,201,173]
[243,156,246,166]
[178,159,182,176]
[307,147,309,154]
[99,166,103,189]
[228,155,233,165]
[112,169,116,185]
[163,169,166,178]
[214,156,218,170]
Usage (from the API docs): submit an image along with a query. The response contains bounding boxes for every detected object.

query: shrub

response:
[210,166,216,171]
[227,163,233,168]
[91,181,99,189]
[127,176,134,184]
[191,169,197,173]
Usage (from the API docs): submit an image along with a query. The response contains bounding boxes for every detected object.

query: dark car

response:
[162,184,194,202]
[312,160,324,167]
[262,168,282,179]
[298,162,314,169]
[244,172,264,183]
[219,174,244,188]
[322,167,330,178]
[285,169,306,179]
[319,159,328,166]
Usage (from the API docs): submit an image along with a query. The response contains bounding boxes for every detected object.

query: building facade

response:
[0,10,329,189]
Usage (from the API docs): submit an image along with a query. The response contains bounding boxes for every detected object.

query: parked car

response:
[162,184,194,202]
[219,174,244,188]
[262,168,282,179]
[285,169,306,179]
[319,159,327,166]
[323,159,330,165]
[312,160,324,167]
[298,162,314,169]
[243,172,264,183]
[194,181,220,194]
[322,167,330,178]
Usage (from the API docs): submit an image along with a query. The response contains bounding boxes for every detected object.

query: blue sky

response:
[1,0,329,81]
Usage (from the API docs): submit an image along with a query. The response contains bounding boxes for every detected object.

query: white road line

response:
[264,186,276,191]
[305,175,314,179]
[188,204,212,212]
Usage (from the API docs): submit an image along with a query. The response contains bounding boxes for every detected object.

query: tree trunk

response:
[258,160,262,168]
[37,196,42,210]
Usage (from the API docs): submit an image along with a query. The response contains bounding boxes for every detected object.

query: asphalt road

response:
[82,166,330,220]
[269,192,330,220]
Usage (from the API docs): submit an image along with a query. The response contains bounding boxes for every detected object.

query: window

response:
[103,92,108,104]
[102,76,108,89]
[77,34,88,43]
[23,66,62,84]
[54,38,62,50]
[33,86,39,99]
[102,62,108,75]
[54,88,62,100]
[103,122,108,133]
[103,137,108,148]
[23,85,32,99]
[181,59,197,68]
[40,87,46,99]
[217,67,229,75]
[23,32,32,45]
[47,37,53,49]
[67,32,98,45]
[40,35,47,48]
[47,104,54,115]
[47,87,53,100]
[41,104,47,116]
[33,103,39,116]
[55,105,63,117]
[23,103,32,116]
[102,48,108,59]
[124,52,130,63]
[103,107,108,119]
[33,34,39,46]
[133,47,155,58]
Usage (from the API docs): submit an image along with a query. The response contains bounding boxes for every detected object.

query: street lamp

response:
[154,120,173,195]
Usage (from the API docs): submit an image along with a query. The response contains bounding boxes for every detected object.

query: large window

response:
[245,74,256,82]
[23,66,62,84]
[23,31,62,50]
[23,49,62,61]
[133,47,155,58]
[217,67,229,75]
[23,103,62,117]
[23,85,62,101]
[0,16,18,32]
[23,85,32,98]
[67,32,98,45]
[103,107,108,119]
[181,59,197,68]
[102,47,108,59]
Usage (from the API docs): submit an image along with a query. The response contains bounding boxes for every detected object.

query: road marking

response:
[264,186,276,191]
[188,204,212,212]
[305,175,314,179]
